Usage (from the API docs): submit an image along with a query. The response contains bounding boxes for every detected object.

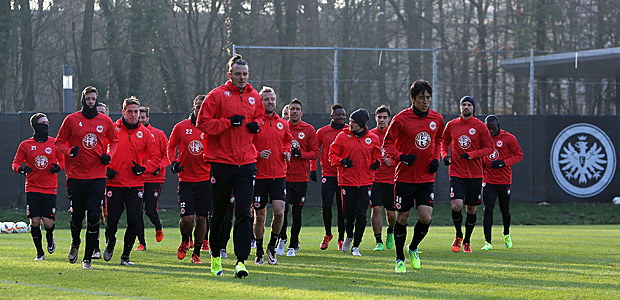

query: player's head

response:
[375,105,391,130]
[485,115,500,137]
[139,106,150,126]
[460,96,475,118]
[288,99,303,124]
[330,103,346,125]
[281,104,290,121]
[349,108,370,133]
[30,112,49,140]
[410,79,432,113]
[260,86,277,115]
[122,96,141,125]
[193,95,206,117]
[97,103,109,116]
[81,86,99,109]
[227,54,249,90]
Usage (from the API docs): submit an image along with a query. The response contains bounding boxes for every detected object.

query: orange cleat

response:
[177,241,189,260]
[452,237,463,252]
[134,244,146,251]
[463,243,472,253]
[155,229,164,242]
[337,240,344,251]
[191,253,202,264]
[320,235,333,250]
[202,240,210,251]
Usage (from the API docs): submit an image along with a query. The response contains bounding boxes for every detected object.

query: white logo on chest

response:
[415,132,431,150]
[136,131,143,139]
[45,147,52,154]
[429,121,436,130]
[458,135,471,149]
[469,128,476,135]
[96,125,103,133]
[277,122,284,130]
[82,133,98,149]
[34,155,48,169]
[298,132,305,139]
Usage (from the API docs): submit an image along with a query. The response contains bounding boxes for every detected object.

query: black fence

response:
[2,112,618,210]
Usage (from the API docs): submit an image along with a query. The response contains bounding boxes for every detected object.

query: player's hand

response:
[246,122,260,133]
[340,156,353,168]
[310,170,317,182]
[69,146,79,157]
[171,161,184,174]
[443,156,451,166]
[291,148,302,158]
[18,165,33,175]
[229,114,245,127]
[399,154,417,166]
[50,163,61,174]
[370,159,380,170]
[460,153,471,160]
[383,156,392,167]
[429,159,439,173]
[491,160,506,169]
[152,167,161,175]
[131,160,146,175]
[100,153,111,165]
[106,167,118,179]
[283,151,291,162]
[259,150,271,159]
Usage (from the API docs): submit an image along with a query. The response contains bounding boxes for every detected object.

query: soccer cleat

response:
[386,233,394,249]
[220,249,228,259]
[103,240,115,262]
[395,259,406,273]
[276,239,287,256]
[255,253,265,265]
[408,248,420,270]
[452,237,463,252]
[463,243,472,253]
[320,234,333,250]
[286,248,296,257]
[211,256,223,276]
[68,241,80,264]
[155,229,164,243]
[92,249,101,259]
[202,240,210,251]
[504,234,513,248]
[177,241,189,260]
[191,253,203,264]
[120,256,135,265]
[82,260,92,269]
[267,247,277,265]
[134,244,146,251]
[47,237,56,254]
[188,238,194,249]
[337,240,344,251]
[351,247,362,256]
[234,262,249,278]
[251,239,256,249]
[342,237,353,253]
[481,242,493,251]
[34,254,45,261]
[374,243,385,251]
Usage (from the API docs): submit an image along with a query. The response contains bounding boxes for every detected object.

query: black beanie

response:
[460,96,476,115]
[350,109,370,128]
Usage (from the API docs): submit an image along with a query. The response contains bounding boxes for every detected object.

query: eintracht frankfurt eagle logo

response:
[82,133,97,149]
[34,155,48,169]
[550,123,616,198]
[188,140,203,155]
[415,132,431,150]
[457,135,471,150]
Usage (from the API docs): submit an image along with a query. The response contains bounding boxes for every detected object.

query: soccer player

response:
[316,104,347,250]
[168,95,212,263]
[134,106,168,251]
[281,104,290,121]
[92,102,109,260]
[383,80,444,272]
[369,105,396,251]
[481,115,523,250]
[12,113,64,261]
[279,99,319,257]
[441,96,493,253]
[252,86,293,265]
[196,54,264,278]
[97,103,109,116]
[329,109,381,257]
[103,97,160,266]
[55,86,118,269]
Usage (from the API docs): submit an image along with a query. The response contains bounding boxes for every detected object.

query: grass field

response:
[1,225,618,299]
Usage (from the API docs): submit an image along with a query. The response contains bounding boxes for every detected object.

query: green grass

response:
[1,225,619,299]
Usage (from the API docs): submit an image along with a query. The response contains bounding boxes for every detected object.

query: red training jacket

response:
[316,124,348,177]
[329,128,382,187]
[167,118,211,182]
[483,129,523,185]
[13,137,64,194]
[143,124,169,183]
[286,120,319,182]
[196,81,264,166]
[254,112,293,179]
[441,116,494,179]
[370,127,396,184]
[55,112,118,179]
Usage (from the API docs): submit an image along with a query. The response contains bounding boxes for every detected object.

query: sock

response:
[70,220,81,245]
[256,238,264,254]
[31,225,44,255]
[268,232,279,248]
[387,226,394,234]
[122,243,132,257]
[463,213,477,244]
[394,222,407,261]
[409,220,431,251]
[374,233,382,244]
[452,210,463,238]
[182,232,190,243]
[45,224,55,245]
[84,224,99,261]
[193,242,202,256]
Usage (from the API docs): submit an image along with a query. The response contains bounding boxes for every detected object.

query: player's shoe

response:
[68,240,80,264]
[134,244,146,251]
[120,255,135,265]
[351,247,362,256]
[255,253,265,265]
[374,242,384,251]
[82,259,92,269]
[286,248,296,257]
[202,240,209,251]
[463,243,472,253]
[103,240,115,261]
[481,242,493,250]
[220,249,228,259]
[504,234,513,248]
[191,253,202,264]
[276,239,287,256]
[395,259,406,273]
[337,240,344,251]
[177,241,189,260]
[251,238,256,249]
[234,262,249,278]
[92,249,101,259]
[386,233,394,249]
[320,234,333,250]
[47,237,56,254]
[452,236,463,252]
[155,229,164,243]
[34,254,45,261]
[267,247,277,265]
[188,237,194,249]
[342,237,353,253]
[408,248,420,270]
[211,256,223,276]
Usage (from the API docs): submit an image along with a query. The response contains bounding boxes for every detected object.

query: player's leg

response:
[144,182,164,239]
[191,180,211,263]
[393,182,414,269]
[66,179,87,262]
[497,185,512,248]
[288,182,306,254]
[208,163,235,276]
[40,192,57,255]
[252,179,269,264]
[320,176,335,247]
[341,186,355,252]
[134,191,147,250]
[462,179,482,253]
[407,183,434,269]
[482,183,498,249]
[279,182,292,255]
[104,186,124,261]
[450,177,465,252]
[370,182,384,251]
[231,163,256,277]
[334,178,345,249]
[26,193,45,259]
[351,186,371,256]
[177,182,195,260]
[120,187,142,265]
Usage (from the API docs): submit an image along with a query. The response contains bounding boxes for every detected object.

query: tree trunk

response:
[301,0,323,112]
[100,0,126,105]
[0,0,11,111]
[278,0,297,104]
[80,0,95,87]
[128,0,146,97]
[18,0,34,111]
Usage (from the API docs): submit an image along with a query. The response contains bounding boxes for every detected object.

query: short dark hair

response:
[123,96,140,110]
[289,98,303,109]
[375,105,391,117]
[410,79,432,99]
[260,86,276,98]
[193,94,206,104]
[228,54,248,73]
[139,106,149,117]
[82,86,98,96]
[30,112,47,128]
[331,103,344,112]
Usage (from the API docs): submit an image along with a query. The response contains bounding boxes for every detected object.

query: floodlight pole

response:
[432,49,438,111]
[63,65,73,113]
[529,49,535,115]
[333,47,339,105]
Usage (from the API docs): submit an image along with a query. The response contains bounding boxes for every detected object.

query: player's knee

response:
[70,219,82,231]
[30,217,41,227]
[419,215,432,224]
[87,221,99,232]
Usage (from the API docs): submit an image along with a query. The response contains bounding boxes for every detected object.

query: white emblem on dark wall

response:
[550,123,616,198]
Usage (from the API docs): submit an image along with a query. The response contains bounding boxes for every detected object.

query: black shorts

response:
[253,178,286,210]
[178,181,212,217]
[370,182,395,210]
[482,183,511,205]
[286,181,308,207]
[67,178,106,217]
[26,192,56,220]
[450,177,482,206]
[394,182,435,212]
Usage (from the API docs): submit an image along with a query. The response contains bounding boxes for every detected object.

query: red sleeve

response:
[55,145,65,170]
[196,92,231,136]
[143,132,161,173]
[383,118,403,162]
[468,124,494,159]
[12,142,26,173]
[158,131,169,170]
[434,118,445,160]
[283,126,293,153]
[505,135,524,166]
[371,138,382,167]
[106,119,118,158]
[441,122,452,159]
[329,133,345,167]
[301,127,319,160]
[54,117,73,156]
[167,124,180,164]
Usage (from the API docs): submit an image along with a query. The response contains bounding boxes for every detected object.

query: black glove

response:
[229,114,245,126]
[370,159,380,170]
[340,156,353,168]
[152,167,160,175]
[131,160,146,175]
[18,165,33,175]
[399,154,418,167]
[491,160,506,169]
[171,161,184,174]
[50,163,61,174]
[443,156,451,166]
[100,153,111,165]
[291,148,302,158]
[69,146,79,157]
[106,167,118,179]
[460,153,471,160]
[246,122,260,133]
[429,159,439,173]
[310,171,317,182]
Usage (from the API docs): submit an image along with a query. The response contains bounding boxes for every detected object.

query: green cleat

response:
[504,234,513,248]
[386,233,394,249]
[408,248,420,270]
[234,262,249,278]
[481,242,493,250]
[395,259,406,273]
[373,243,384,251]
[211,256,223,277]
